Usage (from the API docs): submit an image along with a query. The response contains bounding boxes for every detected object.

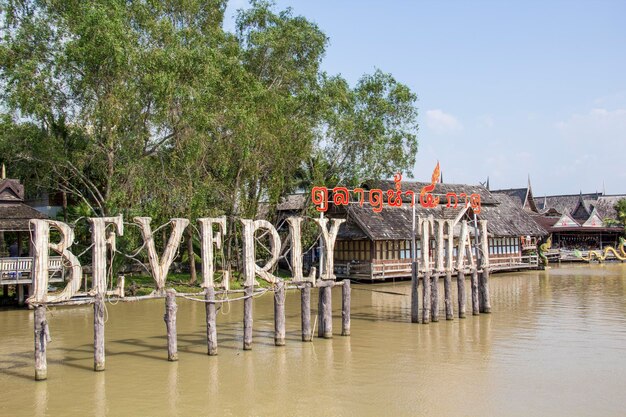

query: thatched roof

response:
[0,203,47,231]
[0,179,25,202]
[337,183,547,240]
[368,180,499,204]
[534,193,600,215]
[481,194,547,236]
[491,186,540,213]
[0,178,48,231]
[594,195,626,220]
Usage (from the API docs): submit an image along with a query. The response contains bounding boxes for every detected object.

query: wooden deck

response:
[335,254,540,281]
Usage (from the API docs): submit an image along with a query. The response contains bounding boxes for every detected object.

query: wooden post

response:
[457,271,466,318]
[478,219,491,314]
[243,285,253,350]
[17,284,25,306]
[94,292,105,371]
[34,305,49,381]
[342,280,351,336]
[444,271,453,320]
[420,216,433,324]
[479,269,492,313]
[422,271,431,324]
[324,284,333,338]
[471,268,480,315]
[301,283,312,342]
[431,274,439,322]
[274,281,286,346]
[317,281,333,338]
[411,262,419,323]
[205,287,217,355]
[164,290,178,361]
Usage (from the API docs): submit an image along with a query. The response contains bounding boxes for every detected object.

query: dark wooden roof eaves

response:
[337,217,369,240]
[531,215,559,230]
[545,226,622,233]
[0,202,48,231]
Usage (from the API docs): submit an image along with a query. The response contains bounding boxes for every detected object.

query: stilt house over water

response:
[325,181,548,281]
[0,177,64,304]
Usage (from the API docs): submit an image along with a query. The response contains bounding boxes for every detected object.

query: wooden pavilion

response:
[0,177,64,304]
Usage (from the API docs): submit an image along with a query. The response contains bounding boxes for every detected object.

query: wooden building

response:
[327,181,547,281]
[0,178,64,304]
[530,191,624,256]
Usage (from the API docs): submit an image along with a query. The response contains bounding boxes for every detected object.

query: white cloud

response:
[425,109,463,134]
[555,108,626,144]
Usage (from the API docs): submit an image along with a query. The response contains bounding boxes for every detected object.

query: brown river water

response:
[1,263,626,417]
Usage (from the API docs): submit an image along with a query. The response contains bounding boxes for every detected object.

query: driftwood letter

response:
[286,217,315,283]
[29,220,83,304]
[89,216,124,295]
[455,220,475,271]
[134,217,189,293]
[314,218,345,280]
[240,219,282,286]
[198,217,227,288]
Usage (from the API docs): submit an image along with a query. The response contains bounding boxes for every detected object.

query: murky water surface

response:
[1,264,626,416]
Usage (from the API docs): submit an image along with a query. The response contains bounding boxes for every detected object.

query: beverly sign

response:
[28,216,346,304]
[29,167,487,305]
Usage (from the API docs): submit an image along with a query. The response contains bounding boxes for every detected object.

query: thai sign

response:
[311,163,482,214]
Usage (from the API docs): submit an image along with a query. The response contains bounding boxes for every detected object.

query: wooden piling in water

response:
[274,281,286,346]
[422,272,431,324]
[301,283,312,342]
[444,271,453,320]
[341,280,351,336]
[479,270,492,313]
[34,305,48,381]
[411,262,419,323]
[324,285,333,338]
[164,290,178,361]
[243,285,253,350]
[94,292,105,371]
[205,287,217,355]
[317,281,333,338]
[471,268,480,315]
[431,274,439,322]
[457,271,466,318]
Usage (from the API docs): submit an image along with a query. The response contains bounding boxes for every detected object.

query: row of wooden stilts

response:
[32,280,352,381]
[32,267,491,381]
[411,267,492,324]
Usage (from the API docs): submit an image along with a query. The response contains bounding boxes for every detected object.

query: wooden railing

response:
[335,253,540,280]
[0,256,65,283]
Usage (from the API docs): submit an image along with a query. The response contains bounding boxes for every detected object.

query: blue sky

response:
[225,1,626,196]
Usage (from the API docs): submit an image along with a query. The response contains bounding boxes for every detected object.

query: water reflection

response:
[1,264,626,416]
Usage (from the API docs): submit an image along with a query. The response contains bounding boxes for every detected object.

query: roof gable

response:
[552,212,580,228]
[0,179,25,202]
[582,208,603,227]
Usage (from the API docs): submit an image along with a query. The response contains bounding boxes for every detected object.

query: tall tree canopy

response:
[0,0,419,222]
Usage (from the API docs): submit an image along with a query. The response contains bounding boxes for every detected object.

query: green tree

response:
[308,70,419,188]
